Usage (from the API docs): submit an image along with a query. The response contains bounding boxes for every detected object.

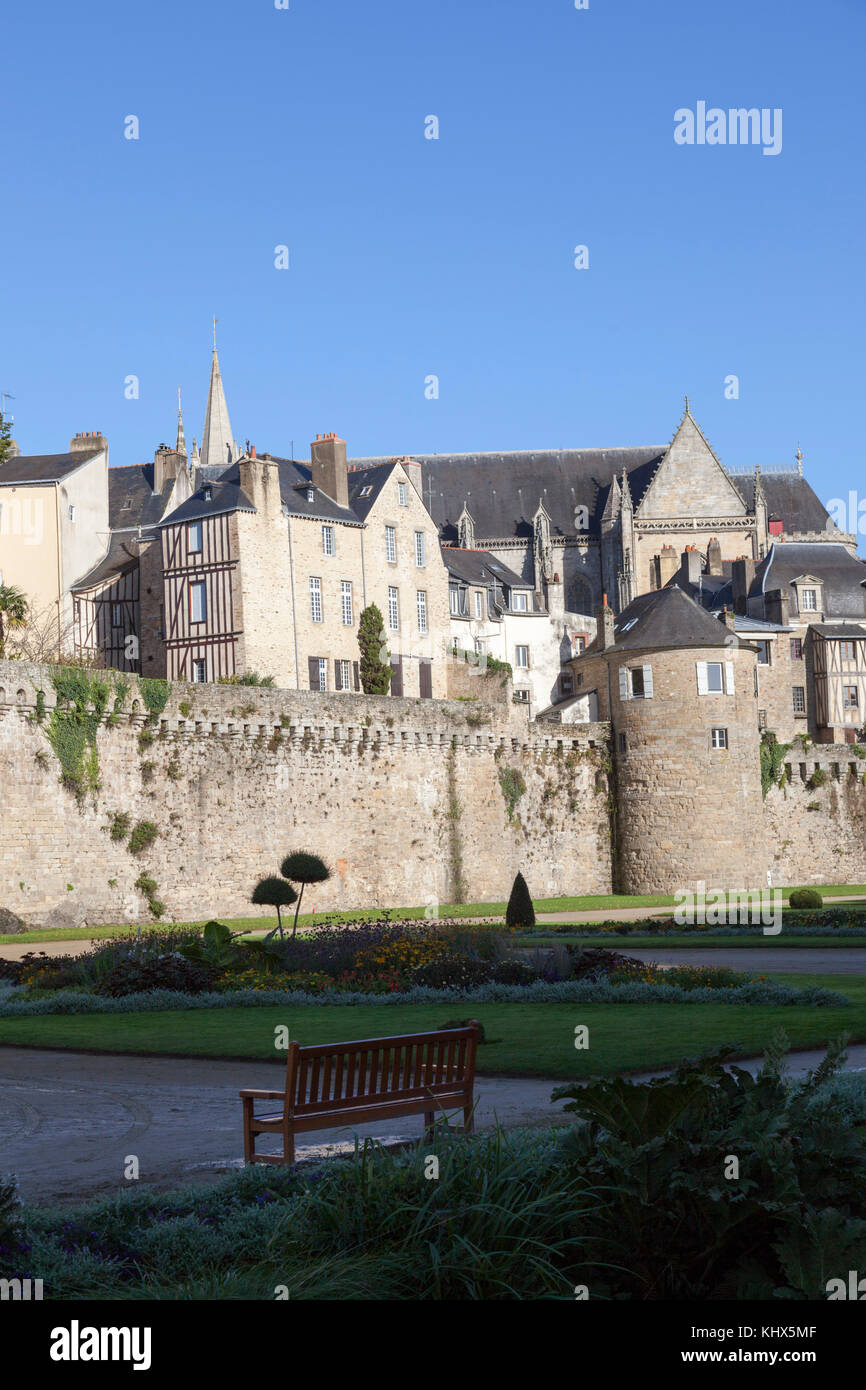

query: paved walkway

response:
[4,1043,866,1205]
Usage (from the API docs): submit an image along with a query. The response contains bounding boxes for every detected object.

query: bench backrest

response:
[284,1023,480,1116]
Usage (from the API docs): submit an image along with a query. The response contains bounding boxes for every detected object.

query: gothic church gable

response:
[636,411,747,520]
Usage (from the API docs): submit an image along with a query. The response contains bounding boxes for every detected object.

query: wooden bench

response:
[240,1022,480,1165]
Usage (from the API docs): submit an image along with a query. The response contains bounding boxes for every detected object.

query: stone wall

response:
[763,745,866,886]
[0,661,613,927]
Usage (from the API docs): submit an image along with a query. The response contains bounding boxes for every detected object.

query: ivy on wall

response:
[498,765,527,822]
[139,678,171,724]
[45,669,110,802]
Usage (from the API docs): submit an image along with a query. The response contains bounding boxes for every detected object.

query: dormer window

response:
[203,485,213,502]
[511,591,529,612]
[801,588,817,612]
[307,488,315,503]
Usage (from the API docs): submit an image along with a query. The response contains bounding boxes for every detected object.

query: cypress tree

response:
[505,871,535,931]
[358,603,392,694]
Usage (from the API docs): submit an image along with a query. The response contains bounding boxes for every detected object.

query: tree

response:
[358,604,392,694]
[505,871,535,932]
[0,586,28,659]
[251,875,298,938]
[280,851,332,938]
[0,412,13,468]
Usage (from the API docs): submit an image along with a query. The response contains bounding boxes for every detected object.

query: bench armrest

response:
[239,1088,286,1101]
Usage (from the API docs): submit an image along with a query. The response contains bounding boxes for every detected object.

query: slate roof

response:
[811,624,866,639]
[665,565,733,610]
[752,542,866,619]
[161,457,361,527]
[730,473,833,534]
[608,585,743,652]
[109,465,176,530]
[72,533,140,591]
[346,462,397,521]
[0,450,102,485]
[441,547,530,590]
[348,447,666,542]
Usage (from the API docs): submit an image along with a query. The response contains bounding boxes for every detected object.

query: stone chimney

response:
[707,536,723,576]
[720,606,737,632]
[70,430,108,454]
[656,544,678,588]
[681,546,703,586]
[599,594,616,651]
[152,443,187,494]
[399,456,423,501]
[764,587,791,627]
[310,433,349,508]
[732,555,756,616]
[239,450,283,521]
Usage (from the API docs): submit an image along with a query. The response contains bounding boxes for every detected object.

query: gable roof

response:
[72,533,141,591]
[346,461,398,521]
[108,464,176,530]
[753,542,866,619]
[607,585,743,653]
[0,449,102,485]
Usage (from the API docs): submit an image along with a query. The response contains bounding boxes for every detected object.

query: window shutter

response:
[696,661,708,695]
[642,664,654,699]
[618,667,629,700]
[334,660,342,691]
[308,657,319,690]
[725,661,735,695]
[353,661,360,692]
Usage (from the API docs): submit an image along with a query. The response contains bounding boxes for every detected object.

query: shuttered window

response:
[696,661,731,694]
[620,665,653,699]
[335,659,351,691]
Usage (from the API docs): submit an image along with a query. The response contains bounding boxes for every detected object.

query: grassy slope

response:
[0,974,858,1079]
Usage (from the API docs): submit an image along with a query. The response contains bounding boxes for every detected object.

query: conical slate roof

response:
[200,349,234,470]
[611,585,742,652]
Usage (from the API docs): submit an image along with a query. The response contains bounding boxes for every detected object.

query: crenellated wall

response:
[0,662,613,927]
[762,746,866,887]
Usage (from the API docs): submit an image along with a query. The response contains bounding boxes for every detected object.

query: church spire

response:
[176,387,186,457]
[200,322,235,471]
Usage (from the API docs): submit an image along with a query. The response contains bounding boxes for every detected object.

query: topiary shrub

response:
[250,877,298,938]
[788,888,824,909]
[280,851,332,938]
[505,871,535,931]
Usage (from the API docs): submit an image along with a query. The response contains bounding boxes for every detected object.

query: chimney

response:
[238,451,282,521]
[599,593,616,651]
[153,442,186,494]
[310,433,349,508]
[731,555,756,616]
[720,606,737,632]
[765,587,791,627]
[656,544,678,587]
[707,536,723,576]
[6,439,19,458]
[400,456,423,500]
[681,546,703,586]
[70,430,108,454]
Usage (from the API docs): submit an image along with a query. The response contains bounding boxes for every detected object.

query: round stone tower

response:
[601,588,767,893]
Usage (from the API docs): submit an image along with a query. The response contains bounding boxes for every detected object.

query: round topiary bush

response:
[788,888,824,909]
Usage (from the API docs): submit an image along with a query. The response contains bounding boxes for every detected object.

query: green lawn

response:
[4,884,866,946]
[0,974,858,1079]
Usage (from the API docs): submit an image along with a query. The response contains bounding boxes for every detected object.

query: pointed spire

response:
[191,436,200,462]
[176,388,187,457]
[200,331,234,471]
[620,466,633,509]
[683,394,691,417]
[796,443,803,475]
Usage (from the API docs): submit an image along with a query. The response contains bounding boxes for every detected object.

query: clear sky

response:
[1,0,864,517]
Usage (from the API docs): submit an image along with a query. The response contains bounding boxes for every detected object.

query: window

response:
[560,672,574,698]
[474,637,484,655]
[414,531,426,567]
[340,580,353,626]
[620,665,654,700]
[322,525,335,556]
[397,482,408,507]
[388,586,399,631]
[188,521,202,554]
[793,686,806,714]
[203,485,213,501]
[841,640,857,662]
[359,485,373,498]
[515,645,529,669]
[335,659,351,691]
[512,591,529,612]
[318,658,328,692]
[385,526,397,563]
[755,641,771,666]
[800,588,818,612]
[572,634,587,655]
[68,504,76,523]
[449,585,464,616]
[577,672,583,687]
[190,581,207,624]
[192,659,206,684]
[310,576,323,623]
[790,638,803,660]
[843,685,859,710]
[474,591,483,618]
[513,688,530,704]
[306,488,315,503]
[618,732,628,754]
[416,590,428,634]
[111,603,123,629]
[711,727,729,750]
[696,660,733,694]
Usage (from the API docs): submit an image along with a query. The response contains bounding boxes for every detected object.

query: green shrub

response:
[109,812,131,842]
[129,820,159,855]
[505,871,535,931]
[498,767,526,820]
[217,672,275,687]
[789,887,824,909]
[806,767,828,790]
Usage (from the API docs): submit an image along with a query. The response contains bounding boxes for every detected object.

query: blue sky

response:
[1,0,864,516]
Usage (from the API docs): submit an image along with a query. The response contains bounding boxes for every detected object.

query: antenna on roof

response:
[1,392,15,423]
